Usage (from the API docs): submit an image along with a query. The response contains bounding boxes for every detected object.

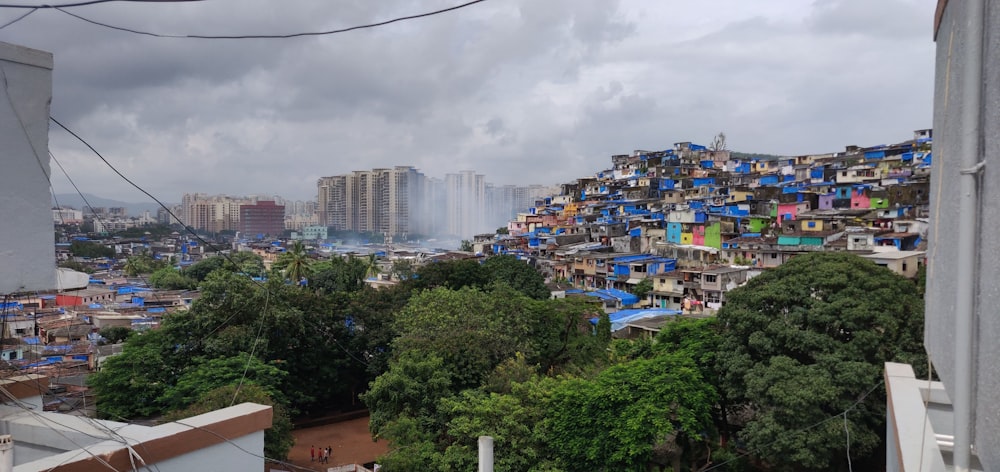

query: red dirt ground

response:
[285,416,388,471]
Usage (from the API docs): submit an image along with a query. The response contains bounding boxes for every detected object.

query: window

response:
[770,253,778,259]
[902,262,908,272]
[807,221,816,228]
[841,171,848,176]
[704,274,717,283]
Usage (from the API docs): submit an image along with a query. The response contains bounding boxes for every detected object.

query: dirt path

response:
[285,416,388,471]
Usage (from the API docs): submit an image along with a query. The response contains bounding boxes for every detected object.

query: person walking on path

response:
[310,445,315,462]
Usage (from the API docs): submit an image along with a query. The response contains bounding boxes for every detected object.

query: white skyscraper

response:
[445,170,486,238]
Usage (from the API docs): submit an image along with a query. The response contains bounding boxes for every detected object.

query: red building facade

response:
[239,201,285,237]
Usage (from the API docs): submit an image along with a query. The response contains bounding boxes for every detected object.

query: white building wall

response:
[0,42,55,293]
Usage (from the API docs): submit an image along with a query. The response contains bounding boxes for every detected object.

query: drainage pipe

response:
[953,0,986,469]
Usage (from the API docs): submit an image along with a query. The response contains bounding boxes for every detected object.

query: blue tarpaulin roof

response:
[586,289,640,306]
[24,358,59,368]
[590,308,682,331]
[0,302,22,311]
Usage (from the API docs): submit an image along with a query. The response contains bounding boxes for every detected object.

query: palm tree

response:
[365,253,381,280]
[280,241,313,285]
[122,257,141,277]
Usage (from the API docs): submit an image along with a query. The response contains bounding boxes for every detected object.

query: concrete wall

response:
[928,1,1000,469]
[153,430,264,472]
[0,42,55,294]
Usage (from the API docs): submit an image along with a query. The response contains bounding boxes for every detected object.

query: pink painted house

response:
[850,186,871,209]
[776,202,810,224]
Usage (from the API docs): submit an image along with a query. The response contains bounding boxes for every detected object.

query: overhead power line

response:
[50,116,373,368]
[56,0,488,39]
[0,0,202,9]
[0,7,35,29]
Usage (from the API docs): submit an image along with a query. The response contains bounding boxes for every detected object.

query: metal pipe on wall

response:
[953,0,986,469]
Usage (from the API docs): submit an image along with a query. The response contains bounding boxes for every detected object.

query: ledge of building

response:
[2,401,272,471]
[885,362,983,472]
[0,41,53,70]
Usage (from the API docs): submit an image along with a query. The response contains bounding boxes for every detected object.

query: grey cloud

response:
[1,0,938,203]
[808,0,931,39]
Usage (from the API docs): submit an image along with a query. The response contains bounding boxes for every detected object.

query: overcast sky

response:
[1,0,935,203]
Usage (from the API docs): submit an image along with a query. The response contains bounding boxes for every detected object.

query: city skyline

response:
[0,0,934,203]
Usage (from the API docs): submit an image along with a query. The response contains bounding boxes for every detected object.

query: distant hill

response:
[52,193,171,217]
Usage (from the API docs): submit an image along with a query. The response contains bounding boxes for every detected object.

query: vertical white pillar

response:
[478,436,493,472]
[0,434,13,472]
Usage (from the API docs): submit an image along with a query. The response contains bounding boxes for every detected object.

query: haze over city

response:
[0,0,934,203]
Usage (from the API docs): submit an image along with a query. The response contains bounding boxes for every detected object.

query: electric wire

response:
[170,419,317,472]
[230,288,269,407]
[843,411,852,472]
[50,115,370,372]
[52,115,370,367]
[8,51,294,472]
[45,117,382,468]
[0,385,122,471]
[0,6,34,29]
[0,0,201,9]
[41,375,160,472]
[51,117,181,233]
[702,379,885,472]
[18,360,160,472]
[55,0,488,39]
[1,64,50,186]
[917,358,935,471]
[51,187,67,226]
[4,61,166,338]
[48,149,168,309]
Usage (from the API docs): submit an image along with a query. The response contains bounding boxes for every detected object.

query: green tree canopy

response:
[121,254,167,276]
[632,277,653,301]
[160,353,287,410]
[309,256,368,294]
[165,384,294,461]
[364,285,609,469]
[69,240,113,259]
[545,351,716,471]
[361,351,453,439]
[406,259,488,293]
[183,252,264,282]
[715,252,927,471]
[406,256,550,300]
[149,267,197,290]
[391,285,539,389]
[90,330,181,418]
[98,326,132,345]
[481,255,550,300]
